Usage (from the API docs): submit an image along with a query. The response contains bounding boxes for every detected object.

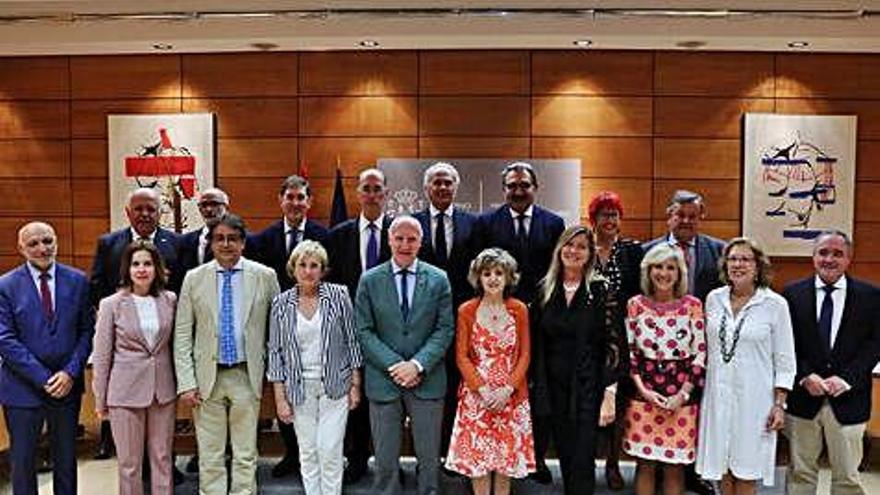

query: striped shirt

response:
[267,282,363,406]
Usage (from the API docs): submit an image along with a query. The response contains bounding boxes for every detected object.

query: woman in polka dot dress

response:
[622,244,707,495]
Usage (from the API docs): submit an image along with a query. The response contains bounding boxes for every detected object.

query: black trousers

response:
[552,412,599,495]
[343,383,371,469]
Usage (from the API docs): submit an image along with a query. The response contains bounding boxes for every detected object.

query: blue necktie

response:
[219,270,238,364]
[435,213,448,268]
[400,269,410,321]
[366,223,379,269]
[818,285,836,351]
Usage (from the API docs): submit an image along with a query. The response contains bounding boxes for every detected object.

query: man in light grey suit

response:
[174,214,280,495]
[356,215,454,495]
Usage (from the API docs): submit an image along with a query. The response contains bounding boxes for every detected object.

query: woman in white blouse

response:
[267,240,363,495]
[696,237,796,494]
[92,241,178,495]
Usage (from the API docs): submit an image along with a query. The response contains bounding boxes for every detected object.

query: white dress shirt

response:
[358,213,385,272]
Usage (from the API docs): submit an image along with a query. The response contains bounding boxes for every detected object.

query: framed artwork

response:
[108,113,216,232]
[742,113,857,256]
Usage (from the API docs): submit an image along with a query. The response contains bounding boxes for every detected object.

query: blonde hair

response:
[536,225,602,308]
[286,240,328,280]
[639,243,688,299]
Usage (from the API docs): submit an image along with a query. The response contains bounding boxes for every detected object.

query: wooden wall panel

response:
[581,178,653,219]
[220,178,289,219]
[299,137,418,177]
[0,140,69,177]
[655,97,773,138]
[70,55,180,99]
[71,99,180,138]
[0,179,71,215]
[856,141,880,181]
[182,53,298,97]
[308,177,361,219]
[654,52,774,97]
[776,54,880,99]
[420,137,530,159]
[775,99,880,140]
[71,139,107,178]
[71,178,108,217]
[853,222,880,262]
[183,98,297,138]
[855,182,880,222]
[531,51,653,95]
[299,52,417,96]
[218,138,298,178]
[532,96,652,137]
[0,218,73,256]
[72,217,108,257]
[0,101,69,139]
[652,180,741,220]
[420,51,530,95]
[653,139,741,179]
[420,97,530,136]
[532,137,652,178]
[0,57,69,99]
[299,97,417,137]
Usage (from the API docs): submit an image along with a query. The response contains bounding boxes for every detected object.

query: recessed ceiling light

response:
[573,39,592,48]
[788,41,810,48]
[152,43,173,51]
[358,39,380,48]
[250,42,279,51]
[675,40,707,49]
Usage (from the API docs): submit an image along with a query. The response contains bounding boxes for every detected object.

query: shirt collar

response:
[130,227,157,242]
[429,204,453,218]
[26,262,56,280]
[391,258,418,274]
[815,274,847,291]
[508,204,533,219]
[216,258,245,273]
[668,233,694,248]
[359,213,384,232]
[284,218,306,234]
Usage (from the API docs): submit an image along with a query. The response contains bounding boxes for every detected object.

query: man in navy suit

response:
[475,161,564,484]
[783,230,880,495]
[247,175,329,477]
[412,162,477,463]
[326,167,392,483]
[642,189,725,303]
[177,187,229,274]
[89,187,180,459]
[0,222,94,495]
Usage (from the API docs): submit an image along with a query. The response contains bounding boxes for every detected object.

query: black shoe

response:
[441,465,462,479]
[686,476,716,495]
[173,465,184,486]
[36,457,52,473]
[271,456,300,478]
[185,455,199,473]
[527,462,552,485]
[93,443,114,460]
[343,461,368,484]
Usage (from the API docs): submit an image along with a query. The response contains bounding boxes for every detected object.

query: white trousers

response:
[292,378,350,495]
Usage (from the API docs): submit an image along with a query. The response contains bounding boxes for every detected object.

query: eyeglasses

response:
[504,181,533,191]
[727,256,755,264]
[211,234,243,244]
[596,211,620,220]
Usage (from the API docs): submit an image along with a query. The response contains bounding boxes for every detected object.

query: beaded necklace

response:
[718,312,746,363]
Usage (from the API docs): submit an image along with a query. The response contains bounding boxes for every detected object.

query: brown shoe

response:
[605,465,625,490]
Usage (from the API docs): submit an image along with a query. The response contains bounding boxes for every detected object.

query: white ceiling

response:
[1,1,880,55]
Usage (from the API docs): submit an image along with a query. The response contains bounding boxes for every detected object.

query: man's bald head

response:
[18,221,57,271]
[126,187,161,238]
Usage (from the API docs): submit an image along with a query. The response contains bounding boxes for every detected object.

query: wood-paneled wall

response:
[2,50,880,287]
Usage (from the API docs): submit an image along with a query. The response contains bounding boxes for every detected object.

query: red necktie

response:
[39,272,54,320]
[678,241,693,269]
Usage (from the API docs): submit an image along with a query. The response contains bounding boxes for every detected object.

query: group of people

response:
[0,159,876,495]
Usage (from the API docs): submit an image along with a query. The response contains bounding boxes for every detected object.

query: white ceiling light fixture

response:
[152,43,174,50]
[788,41,810,48]
[573,39,592,48]
[358,39,380,48]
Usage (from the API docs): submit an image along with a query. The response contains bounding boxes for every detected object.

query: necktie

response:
[287,229,300,257]
[400,269,410,321]
[516,214,529,256]
[39,272,53,320]
[435,213,448,268]
[677,240,693,269]
[818,284,836,351]
[366,223,379,269]
[219,270,238,364]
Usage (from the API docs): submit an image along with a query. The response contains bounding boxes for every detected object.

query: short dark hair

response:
[279,175,311,197]
[208,213,247,243]
[501,161,538,188]
[118,240,167,296]
[666,189,704,215]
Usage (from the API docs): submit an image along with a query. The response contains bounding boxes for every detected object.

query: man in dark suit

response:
[89,187,180,460]
[326,167,392,483]
[783,230,880,495]
[177,187,229,274]
[0,222,94,495]
[642,189,725,303]
[355,215,454,495]
[247,175,329,477]
[475,161,564,484]
[642,189,721,495]
[412,162,477,465]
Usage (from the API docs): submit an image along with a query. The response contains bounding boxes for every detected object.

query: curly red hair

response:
[587,191,624,226]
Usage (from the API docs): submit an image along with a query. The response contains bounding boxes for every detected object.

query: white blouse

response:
[132,294,160,349]
[297,308,323,380]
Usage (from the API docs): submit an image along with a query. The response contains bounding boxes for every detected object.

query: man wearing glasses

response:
[174,213,280,494]
[475,161,564,484]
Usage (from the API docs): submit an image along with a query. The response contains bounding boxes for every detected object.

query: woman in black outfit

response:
[530,225,624,495]
[589,191,644,490]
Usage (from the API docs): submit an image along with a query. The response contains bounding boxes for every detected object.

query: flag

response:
[330,165,348,226]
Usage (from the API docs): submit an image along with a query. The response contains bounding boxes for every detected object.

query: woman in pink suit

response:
[92,240,178,495]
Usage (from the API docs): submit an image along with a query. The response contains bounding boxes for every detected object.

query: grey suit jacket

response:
[174,258,280,398]
[355,260,454,402]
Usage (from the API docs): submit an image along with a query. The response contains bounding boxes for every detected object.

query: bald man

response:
[0,222,94,495]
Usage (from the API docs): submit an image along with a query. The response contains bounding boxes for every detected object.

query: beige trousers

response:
[193,366,261,495]
[785,403,866,495]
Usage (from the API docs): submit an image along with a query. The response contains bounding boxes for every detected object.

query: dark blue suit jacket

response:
[642,233,725,303]
[413,207,477,310]
[326,216,392,300]
[783,276,880,425]
[177,228,206,274]
[0,263,94,407]
[89,227,181,306]
[475,204,564,304]
[247,219,329,291]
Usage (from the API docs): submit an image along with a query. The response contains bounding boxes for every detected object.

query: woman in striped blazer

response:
[267,240,363,495]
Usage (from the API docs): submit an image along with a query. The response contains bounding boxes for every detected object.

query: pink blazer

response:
[92,290,177,410]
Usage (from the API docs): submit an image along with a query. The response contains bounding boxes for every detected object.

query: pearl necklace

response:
[563,281,581,292]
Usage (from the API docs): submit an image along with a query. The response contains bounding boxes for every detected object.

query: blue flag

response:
[330,166,348,227]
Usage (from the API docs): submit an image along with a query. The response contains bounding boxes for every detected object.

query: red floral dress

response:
[622,295,707,464]
[444,315,535,478]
